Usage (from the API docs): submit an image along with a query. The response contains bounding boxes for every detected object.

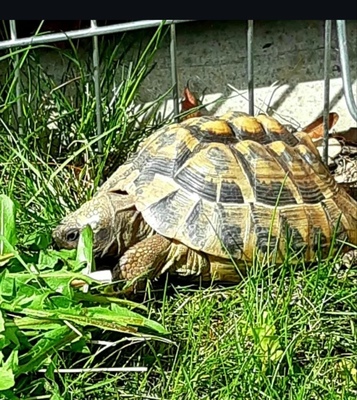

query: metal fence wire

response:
[1,20,356,166]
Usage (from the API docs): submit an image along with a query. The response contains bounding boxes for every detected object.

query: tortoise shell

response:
[97,111,357,263]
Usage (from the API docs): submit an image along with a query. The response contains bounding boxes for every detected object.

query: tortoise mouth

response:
[93,254,119,272]
[83,242,121,274]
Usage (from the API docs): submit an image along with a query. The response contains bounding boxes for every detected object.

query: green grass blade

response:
[0,195,17,256]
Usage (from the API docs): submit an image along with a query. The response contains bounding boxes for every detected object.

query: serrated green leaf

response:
[0,334,10,351]
[4,350,18,371]
[74,292,148,312]
[48,295,74,309]
[22,232,52,251]
[0,367,15,390]
[11,317,62,331]
[51,248,77,262]
[4,270,94,299]
[0,270,15,298]
[1,302,168,335]
[39,275,74,297]
[111,303,168,334]
[16,290,50,309]
[0,350,18,390]
[3,327,22,348]
[17,326,76,375]
[37,251,61,270]
[16,290,50,310]
[0,195,17,256]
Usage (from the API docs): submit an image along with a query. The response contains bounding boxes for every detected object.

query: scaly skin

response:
[117,234,172,281]
[52,192,153,259]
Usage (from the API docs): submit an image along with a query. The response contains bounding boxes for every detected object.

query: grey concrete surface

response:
[141,20,357,132]
[1,20,356,132]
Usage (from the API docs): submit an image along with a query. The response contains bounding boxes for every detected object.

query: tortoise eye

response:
[65,229,79,242]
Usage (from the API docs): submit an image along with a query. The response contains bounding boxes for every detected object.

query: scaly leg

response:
[113,234,172,293]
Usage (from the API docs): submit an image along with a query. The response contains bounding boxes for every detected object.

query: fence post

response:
[336,20,357,122]
[9,20,23,136]
[322,20,332,165]
[91,20,103,164]
[247,20,254,116]
[170,23,180,122]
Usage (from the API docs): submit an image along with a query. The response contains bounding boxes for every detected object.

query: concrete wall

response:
[140,20,357,132]
[3,20,357,132]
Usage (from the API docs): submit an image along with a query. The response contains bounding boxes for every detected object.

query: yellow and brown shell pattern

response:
[98,111,357,263]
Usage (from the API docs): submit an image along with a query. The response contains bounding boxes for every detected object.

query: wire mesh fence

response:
[1,19,356,167]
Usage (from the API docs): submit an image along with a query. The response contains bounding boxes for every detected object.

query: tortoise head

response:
[52,192,137,257]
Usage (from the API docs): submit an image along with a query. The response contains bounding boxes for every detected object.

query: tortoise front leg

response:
[113,234,172,292]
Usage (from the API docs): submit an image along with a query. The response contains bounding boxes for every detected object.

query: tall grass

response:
[0,22,172,238]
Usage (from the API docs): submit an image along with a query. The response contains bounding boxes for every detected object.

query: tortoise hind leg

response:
[113,234,171,292]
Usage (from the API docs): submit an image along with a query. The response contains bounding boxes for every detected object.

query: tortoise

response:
[52,112,357,289]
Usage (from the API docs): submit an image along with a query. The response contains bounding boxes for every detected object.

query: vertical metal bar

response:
[323,20,332,165]
[170,23,180,122]
[247,20,254,116]
[336,20,357,122]
[9,20,23,136]
[91,20,103,159]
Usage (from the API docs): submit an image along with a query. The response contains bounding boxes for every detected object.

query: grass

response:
[0,21,357,400]
[0,21,171,233]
